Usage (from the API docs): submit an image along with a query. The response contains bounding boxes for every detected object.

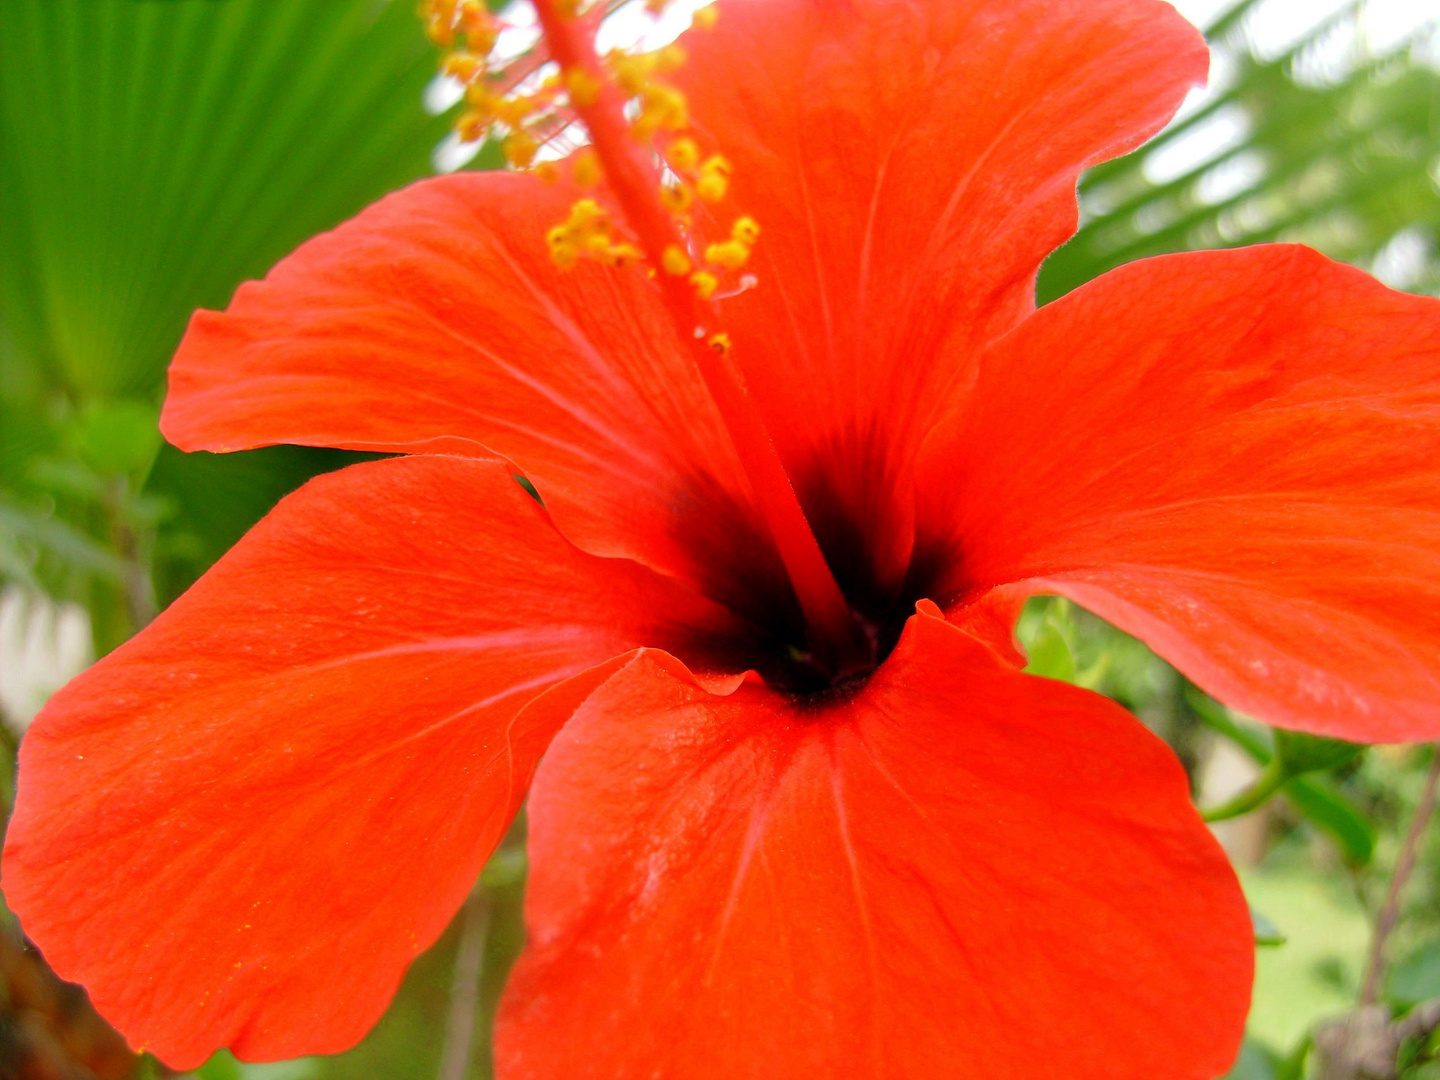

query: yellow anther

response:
[696,155,732,202]
[534,160,561,185]
[423,0,459,46]
[705,239,751,270]
[549,240,579,270]
[494,96,537,127]
[662,245,693,276]
[731,216,761,245]
[456,110,487,143]
[608,242,645,265]
[690,271,719,299]
[586,233,614,257]
[465,23,498,57]
[564,67,603,108]
[503,131,540,169]
[568,198,607,229]
[443,52,483,82]
[553,0,582,16]
[464,82,493,110]
[456,3,498,53]
[636,84,689,137]
[656,44,687,73]
[608,51,656,97]
[693,4,719,30]
[668,137,699,173]
[571,149,601,188]
[709,332,732,355]
[696,171,728,203]
[660,181,693,213]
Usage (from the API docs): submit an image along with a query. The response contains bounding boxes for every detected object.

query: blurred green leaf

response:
[1223,1038,1281,1080]
[1273,730,1365,777]
[1041,1,1440,302]
[1253,907,1287,947]
[1283,777,1376,866]
[71,399,163,477]
[1188,688,1375,863]
[1391,942,1440,1010]
[198,1049,246,1080]
[0,0,453,402]
[0,0,457,630]
[147,444,375,605]
[1021,617,1076,682]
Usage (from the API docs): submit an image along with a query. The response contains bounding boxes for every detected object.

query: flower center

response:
[667,494,951,697]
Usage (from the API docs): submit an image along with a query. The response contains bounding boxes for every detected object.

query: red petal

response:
[676,0,1206,591]
[495,605,1251,1080]
[919,245,1440,741]
[2,455,726,1069]
[161,173,782,605]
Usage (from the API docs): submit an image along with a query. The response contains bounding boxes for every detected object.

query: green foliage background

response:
[3,0,1440,1078]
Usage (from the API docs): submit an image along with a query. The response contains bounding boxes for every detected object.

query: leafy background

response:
[2,0,1440,1077]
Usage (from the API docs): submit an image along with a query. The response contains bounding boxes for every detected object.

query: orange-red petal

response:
[161,173,787,613]
[495,605,1252,1080]
[919,245,1440,742]
[675,0,1207,593]
[2,454,728,1069]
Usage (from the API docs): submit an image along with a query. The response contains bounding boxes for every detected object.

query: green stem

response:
[1203,757,1290,822]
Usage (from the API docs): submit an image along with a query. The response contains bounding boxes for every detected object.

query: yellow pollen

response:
[502,131,540,168]
[656,44,687,72]
[423,0,458,46]
[493,96,537,127]
[709,332,732,355]
[696,173,726,202]
[705,239,750,271]
[456,111,487,143]
[609,51,656,96]
[690,271,719,299]
[534,160,561,185]
[662,245,693,276]
[695,155,731,203]
[660,182,693,213]
[564,67,603,108]
[731,216,761,245]
[572,148,601,187]
[443,52,482,82]
[459,4,498,51]
[692,4,719,30]
[608,242,645,265]
[549,242,579,270]
[463,82,492,109]
[569,198,607,229]
[637,84,689,136]
[668,137,700,172]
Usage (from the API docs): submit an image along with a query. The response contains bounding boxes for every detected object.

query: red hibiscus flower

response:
[8,0,1440,1075]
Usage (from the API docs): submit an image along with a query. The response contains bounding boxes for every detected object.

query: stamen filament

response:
[531,0,872,677]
